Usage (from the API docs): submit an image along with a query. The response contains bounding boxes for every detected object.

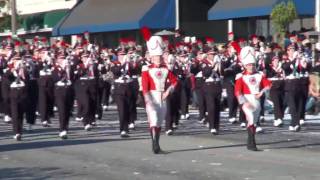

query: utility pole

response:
[228,20,233,33]
[175,0,179,30]
[316,0,320,32]
[10,0,17,36]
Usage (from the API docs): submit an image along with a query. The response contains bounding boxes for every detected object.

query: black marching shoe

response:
[247,125,258,151]
[150,127,163,154]
[59,131,68,140]
[13,134,22,141]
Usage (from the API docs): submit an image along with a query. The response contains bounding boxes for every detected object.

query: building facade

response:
[0,0,318,44]
[0,0,77,37]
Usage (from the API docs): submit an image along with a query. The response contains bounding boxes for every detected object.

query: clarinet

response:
[257,52,265,71]
[122,61,129,80]
[15,60,24,84]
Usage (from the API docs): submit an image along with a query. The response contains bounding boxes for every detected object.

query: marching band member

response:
[191,50,207,124]
[224,42,242,124]
[203,48,223,134]
[24,48,40,130]
[94,48,108,120]
[267,56,285,127]
[164,53,180,135]
[297,49,312,125]
[1,42,14,123]
[235,46,271,151]
[0,50,5,117]
[127,48,141,129]
[141,29,178,154]
[37,48,55,127]
[282,45,311,131]
[100,49,113,111]
[111,49,133,137]
[10,53,28,141]
[75,50,98,131]
[53,53,74,139]
[177,52,192,121]
[254,43,267,132]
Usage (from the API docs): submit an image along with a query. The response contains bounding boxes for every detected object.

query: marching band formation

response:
[0,28,320,153]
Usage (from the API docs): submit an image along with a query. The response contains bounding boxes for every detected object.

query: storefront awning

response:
[52,0,176,36]
[208,0,315,20]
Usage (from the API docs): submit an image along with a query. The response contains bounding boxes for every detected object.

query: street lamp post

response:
[175,0,179,30]
[10,0,17,36]
[316,0,320,32]
[228,20,233,33]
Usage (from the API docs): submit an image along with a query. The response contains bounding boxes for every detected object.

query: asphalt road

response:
[1,106,320,180]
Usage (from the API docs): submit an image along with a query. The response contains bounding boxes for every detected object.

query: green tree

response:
[0,15,11,32]
[0,1,6,7]
[0,0,11,32]
[270,0,297,47]
[0,1,24,33]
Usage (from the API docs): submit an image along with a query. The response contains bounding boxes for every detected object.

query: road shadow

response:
[166,143,246,154]
[166,139,301,154]
[267,142,320,149]
[0,137,148,153]
[0,167,77,180]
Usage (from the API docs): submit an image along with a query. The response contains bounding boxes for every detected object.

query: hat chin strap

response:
[153,60,161,66]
